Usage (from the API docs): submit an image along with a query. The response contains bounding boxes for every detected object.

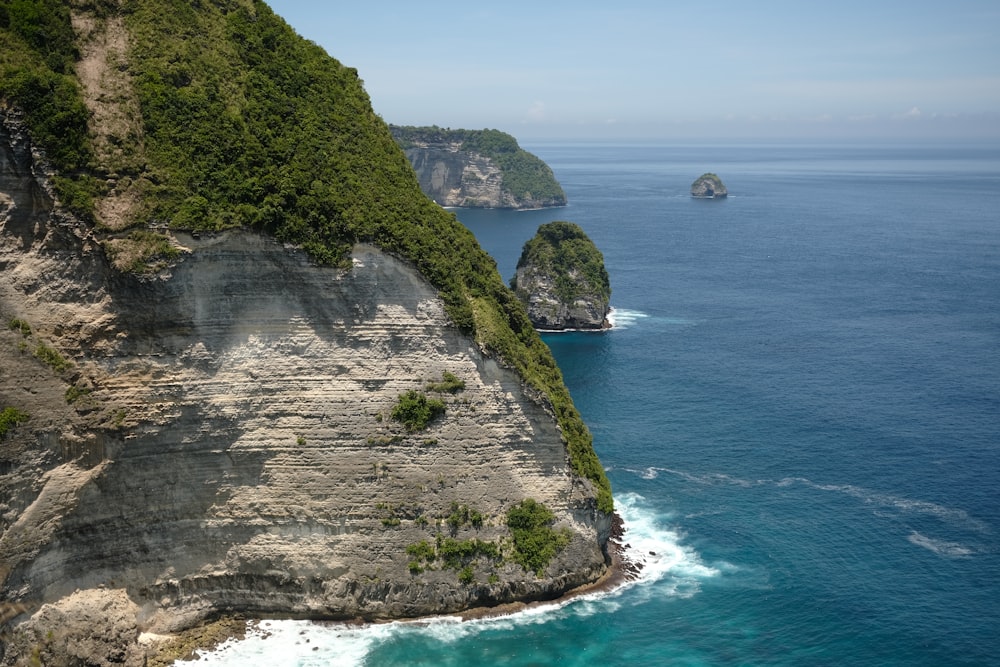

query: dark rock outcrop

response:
[691,173,728,198]
[512,221,611,331]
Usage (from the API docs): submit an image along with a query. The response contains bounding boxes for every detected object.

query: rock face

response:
[512,222,611,331]
[0,112,608,662]
[691,173,728,198]
[403,142,511,208]
[391,127,567,209]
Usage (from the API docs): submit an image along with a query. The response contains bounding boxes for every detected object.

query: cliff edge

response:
[0,2,610,664]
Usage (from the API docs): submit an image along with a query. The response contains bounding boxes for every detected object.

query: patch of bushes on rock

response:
[446,501,485,533]
[65,383,91,404]
[103,230,181,273]
[404,499,569,580]
[33,341,71,373]
[0,407,30,439]
[406,535,501,579]
[506,499,571,576]
[424,371,465,394]
[391,390,445,432]
[7,318,31,337]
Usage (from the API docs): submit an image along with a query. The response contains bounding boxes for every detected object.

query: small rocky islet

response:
[691,172,728,198]
[512,221,611,331]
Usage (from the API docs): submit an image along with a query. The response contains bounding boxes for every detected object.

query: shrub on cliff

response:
[0,406,30,439]
[391,390,446,432]
[506,498,572,576]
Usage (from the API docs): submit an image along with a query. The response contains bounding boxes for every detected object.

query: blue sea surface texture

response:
[182,142,1000,666]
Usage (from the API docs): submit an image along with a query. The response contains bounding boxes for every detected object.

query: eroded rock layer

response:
[0,112,608,658]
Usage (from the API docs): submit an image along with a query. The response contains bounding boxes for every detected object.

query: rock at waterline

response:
[691,173,728,198]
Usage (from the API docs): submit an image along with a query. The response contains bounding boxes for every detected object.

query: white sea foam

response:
[907,531,973,558]
[612,492,719,600]
[176,492,713,666]
[625,465,988,537]
[606,307,649,329]
[780,477,991,535]
[626,465,761,488]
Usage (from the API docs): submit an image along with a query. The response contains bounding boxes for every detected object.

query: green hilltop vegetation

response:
[0,0,610,512]
[391,125,566,205]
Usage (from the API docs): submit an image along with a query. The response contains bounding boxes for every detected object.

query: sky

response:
[265,1,1000,141]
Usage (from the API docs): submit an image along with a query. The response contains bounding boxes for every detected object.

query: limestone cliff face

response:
[513,266,611,331]
[403,143,514,209]
[0,113,608,659]
[512,222,611,331]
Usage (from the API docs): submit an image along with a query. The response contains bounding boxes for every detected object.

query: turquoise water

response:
[183,142,1000,665]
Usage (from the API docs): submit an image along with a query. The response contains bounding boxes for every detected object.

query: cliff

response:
[512,222,611,331]
[391,126,567,209]
[0,2,610,664]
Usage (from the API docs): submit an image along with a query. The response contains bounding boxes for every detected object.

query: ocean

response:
[181,141,1000,666]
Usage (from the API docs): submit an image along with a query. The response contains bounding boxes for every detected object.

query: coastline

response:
[457,511,637,622]
[153,515,635,662]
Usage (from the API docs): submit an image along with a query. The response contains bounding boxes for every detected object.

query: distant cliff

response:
[0,2,610,664]
[391,126,567,209]
[512,222,611,331]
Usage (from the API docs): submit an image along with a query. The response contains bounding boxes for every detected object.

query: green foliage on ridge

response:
[0,0,611,513]
[0,0,96,216]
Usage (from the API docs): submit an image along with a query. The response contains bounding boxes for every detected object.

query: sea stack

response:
[512,221,611,331]
[691,173,728,198]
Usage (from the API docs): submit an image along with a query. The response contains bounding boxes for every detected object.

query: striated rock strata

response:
[512,222,611,331]
[0,112,608,663]
[403,142,511,208]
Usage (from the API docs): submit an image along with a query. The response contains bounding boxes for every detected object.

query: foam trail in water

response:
[606,307,649,329]
[177,493,713,666]
[778,477,991,534]
[625,465,989,536]
[907,531,973,558]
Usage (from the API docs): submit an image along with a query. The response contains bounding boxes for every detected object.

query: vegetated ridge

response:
[0,1,612,663]
[391,125,567,209]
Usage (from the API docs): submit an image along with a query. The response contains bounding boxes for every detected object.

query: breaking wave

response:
[177,493,715,666]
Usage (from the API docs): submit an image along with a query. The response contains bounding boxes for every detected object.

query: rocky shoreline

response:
[149,515,637,663]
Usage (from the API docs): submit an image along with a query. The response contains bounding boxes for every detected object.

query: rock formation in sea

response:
[391,126,567,209]
[691,173,728,198]
[511,221,612,331]
[0,3,610,665]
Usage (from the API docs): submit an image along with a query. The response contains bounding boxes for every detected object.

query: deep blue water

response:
[186,142,1000,666]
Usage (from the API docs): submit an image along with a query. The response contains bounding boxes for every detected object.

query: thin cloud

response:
[525,101,546,122]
